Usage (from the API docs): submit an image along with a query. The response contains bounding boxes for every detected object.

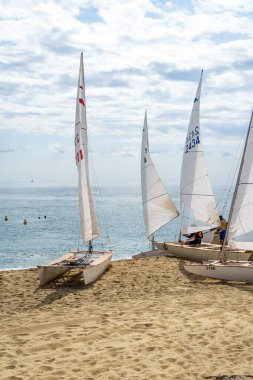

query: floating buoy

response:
[44,215,46,219]
[4,216,8,221]
[24,218,27,225]
[38,216,40,219]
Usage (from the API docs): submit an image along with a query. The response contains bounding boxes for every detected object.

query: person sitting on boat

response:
[186,231,203,245]
[218,215,227,245]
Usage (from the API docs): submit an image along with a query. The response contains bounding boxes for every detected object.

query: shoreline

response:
[2,256,253,379]
[0,256,134,272]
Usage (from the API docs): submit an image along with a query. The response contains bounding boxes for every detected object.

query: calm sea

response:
[0,185,230,270]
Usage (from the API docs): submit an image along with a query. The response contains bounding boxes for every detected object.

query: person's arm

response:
[221,220,226,230]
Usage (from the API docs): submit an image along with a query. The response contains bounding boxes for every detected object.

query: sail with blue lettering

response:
[180,71,219,235]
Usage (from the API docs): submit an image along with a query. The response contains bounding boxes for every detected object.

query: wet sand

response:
[1,256,253,379]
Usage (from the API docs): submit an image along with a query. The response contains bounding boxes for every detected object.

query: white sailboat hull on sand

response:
[154,241,252,262]
[184,260,253,282]
[38,250,112,285]
[183,111,253,282]
[83,251,112,284]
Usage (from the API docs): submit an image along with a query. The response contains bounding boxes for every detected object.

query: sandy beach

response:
[1,256,253,380]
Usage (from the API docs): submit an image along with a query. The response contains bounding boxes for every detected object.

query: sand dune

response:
[1,256,253,379]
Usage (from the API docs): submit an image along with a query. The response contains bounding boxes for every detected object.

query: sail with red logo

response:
[75,53,100,243]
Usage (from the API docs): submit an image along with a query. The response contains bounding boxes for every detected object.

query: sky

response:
[1,0,253,187]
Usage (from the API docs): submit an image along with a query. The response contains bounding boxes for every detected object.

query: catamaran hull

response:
[38,251,112,285]
[184,261,253,282]
[38,251,75,284]
[154,241,252,262]
[38,266,70,285]
[83,252,112,285]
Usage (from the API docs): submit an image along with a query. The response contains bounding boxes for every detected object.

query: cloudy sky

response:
[1,0,253,187]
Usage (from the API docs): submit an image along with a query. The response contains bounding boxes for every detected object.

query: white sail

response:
[227,111,253,250]
[180,71,219,235]
[75,53,100,243]
[141,111,179,239]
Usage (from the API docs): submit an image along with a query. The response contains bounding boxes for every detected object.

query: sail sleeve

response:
[141,111,179,240]
[227,111,253,250]
[180,71,219,235]
[75,53,100,243]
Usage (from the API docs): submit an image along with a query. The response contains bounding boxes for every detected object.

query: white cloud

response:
[0,146,15,153]
[193,0,253,14]
[111,149,138,157]
[0,145,28,153]
[222,151,233,157]
[49,143,67,153]
[1,0,253,184]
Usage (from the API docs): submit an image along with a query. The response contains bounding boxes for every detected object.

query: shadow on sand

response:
[34,265,111,306]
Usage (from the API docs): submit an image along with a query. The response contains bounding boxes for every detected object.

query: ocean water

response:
[0,185,230,270]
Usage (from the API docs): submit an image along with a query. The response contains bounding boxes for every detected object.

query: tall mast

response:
[88,240,93,253]
[221,110,253,262]
[151,235,155,250]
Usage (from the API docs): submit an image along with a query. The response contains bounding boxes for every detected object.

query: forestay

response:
[141,111,179,239]
[180,71,219,235]
[75,53,100,243]
[227,111,253,249]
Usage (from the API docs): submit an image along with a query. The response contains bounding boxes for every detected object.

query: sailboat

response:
[38,53,112,285]
[133,111,180,259]
[155,71,252,262]
[184,110,253,281]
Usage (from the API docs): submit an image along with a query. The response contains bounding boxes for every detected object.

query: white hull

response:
[38,250,112,285]
[83,251,112,285]
[154,241,252,262]
[184,260,253,282]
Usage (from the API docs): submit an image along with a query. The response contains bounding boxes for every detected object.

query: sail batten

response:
[75,53,100,243]
[181,193,215,196]
[141,111,179,240]
[143,193,169,205]
[180,71,219,235]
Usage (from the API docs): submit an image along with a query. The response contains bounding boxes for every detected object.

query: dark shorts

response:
[220,230,226,241]
[188,238,201,245]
